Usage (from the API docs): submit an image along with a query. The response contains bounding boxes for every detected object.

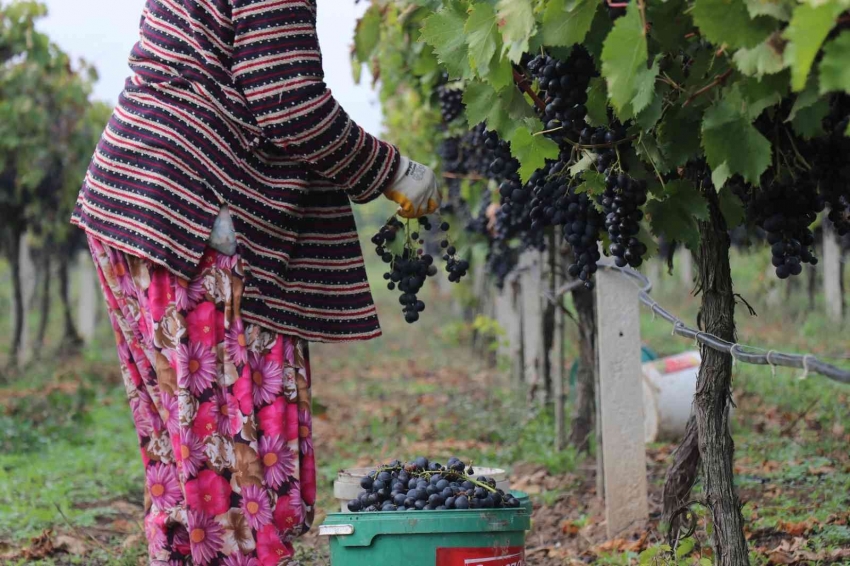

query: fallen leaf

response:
[55,535,87,555]
[776,518,816,536]
[561,520,581,536]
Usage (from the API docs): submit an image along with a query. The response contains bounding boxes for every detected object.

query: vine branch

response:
[683,68,733,107]
[513,68,547,113]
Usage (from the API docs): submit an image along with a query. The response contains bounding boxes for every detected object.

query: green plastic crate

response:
[319,492,531,566]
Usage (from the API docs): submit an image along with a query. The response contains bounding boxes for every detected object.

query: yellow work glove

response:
[384,156,441,219]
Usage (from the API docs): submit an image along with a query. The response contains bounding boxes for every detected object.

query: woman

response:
[71,1,439,564]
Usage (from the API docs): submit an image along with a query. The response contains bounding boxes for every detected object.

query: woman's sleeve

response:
[231,0,400,204]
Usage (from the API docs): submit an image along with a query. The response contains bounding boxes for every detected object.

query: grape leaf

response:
[569,152,596,176]
[647,0,691,52]
[466,3,500,79]
[421,2,472,79]
[463,81,536,139]
[637,134,673,175]
[701,86,772,187]
[636,224,659,260]
[738,73,787,118]
[354,6,382,64]
[846,121,850,136]
[497,0,536,63]
[733,34,786,78]
[819,31,850,94]
[583,7,613,62]
[787,78,820,122]
[463,80,505,130]
[541,0,601,47]
[631,60,660,115]
[600,3,649,116]
[488,55,515,92]
[783,0,844,92]
[692,0,774,50]
[745,0,792,21]
[585,77,609,126]
[791,97,829,139]
[646,180,708,249]
[507,127,561,183]
[636,91,664,130]
[718,185,746,229]
[573,170,606,196]
[657,105,703,167]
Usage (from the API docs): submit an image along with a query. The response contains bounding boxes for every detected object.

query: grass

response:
[0,242,848,565]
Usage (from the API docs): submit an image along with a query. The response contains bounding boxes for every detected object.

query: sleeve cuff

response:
[348,144,402,205]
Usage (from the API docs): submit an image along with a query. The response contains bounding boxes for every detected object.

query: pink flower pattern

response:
[89,237,314,565]
[259,436,297,491]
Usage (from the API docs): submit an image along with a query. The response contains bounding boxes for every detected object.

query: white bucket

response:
[334,467,511,512]
[642,351,701,443]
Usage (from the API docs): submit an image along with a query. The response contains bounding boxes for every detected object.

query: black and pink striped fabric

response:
[72,0,400,342]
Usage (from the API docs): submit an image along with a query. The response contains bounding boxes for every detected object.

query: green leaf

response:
[701,86,772,187]
[488,55,515,92]
[692,0,774,50]
[421,2,472,79]
[787,77,821,122]
[637,224,659,260]
[637,134,673,175]
[647,0,691,52]
[819,31,850,94]
[846,121,850,136]
[646,180,708,249]
[600,3,650,117]
[791,97,829,139]
[631,60,660,115]
[635,91,664,130]
[658,105,703,167]
[354,6,382,63]
[718,185,746,228]
[463,80,503,129]
[466,3,500,78]
[542,0,601,47]
[585,78,609,126]
[738,73,788,118]
[784,0,844,92]
[497,0,536,62]
[574,170,606,196]
[745,0,793,21]
[733,34,786,78]
[462,81,536,139]
[507,127,561,183]
[569,152,596,176]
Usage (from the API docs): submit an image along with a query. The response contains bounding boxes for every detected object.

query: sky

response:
[36,0,384,136]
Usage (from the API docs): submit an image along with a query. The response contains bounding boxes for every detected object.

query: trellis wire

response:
[545,263,850,386]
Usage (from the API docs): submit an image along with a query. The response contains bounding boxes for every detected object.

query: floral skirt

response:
[89,236,315,566]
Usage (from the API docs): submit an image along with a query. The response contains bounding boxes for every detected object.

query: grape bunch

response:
[526,48,595,140]
[812,95,850,236]
[527,159,568,233]
[347,456,522,513]
[602,173,648,268]
[372,218,466,322]
[561,178,603,286]
[734,180,824,279]
[579,125,628,173]
[437,85,465,124]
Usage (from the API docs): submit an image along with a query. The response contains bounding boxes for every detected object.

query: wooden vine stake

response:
[595,265,649,538]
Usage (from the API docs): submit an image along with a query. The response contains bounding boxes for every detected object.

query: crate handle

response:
[319,524,355,536]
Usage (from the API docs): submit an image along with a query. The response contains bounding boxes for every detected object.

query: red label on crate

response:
[436,547,525,566]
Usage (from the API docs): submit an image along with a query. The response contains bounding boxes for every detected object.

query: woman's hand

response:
[384,156,441,218]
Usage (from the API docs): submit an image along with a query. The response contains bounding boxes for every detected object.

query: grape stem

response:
[442,172,487,181]
[512,68,547,113]
[371,466,499,494]
[682,68,733,107]
[553,134,639,150]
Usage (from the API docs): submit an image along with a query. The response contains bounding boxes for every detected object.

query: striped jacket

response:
[72,0,400,342]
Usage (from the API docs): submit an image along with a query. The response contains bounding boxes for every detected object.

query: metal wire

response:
[542,264,850,386]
